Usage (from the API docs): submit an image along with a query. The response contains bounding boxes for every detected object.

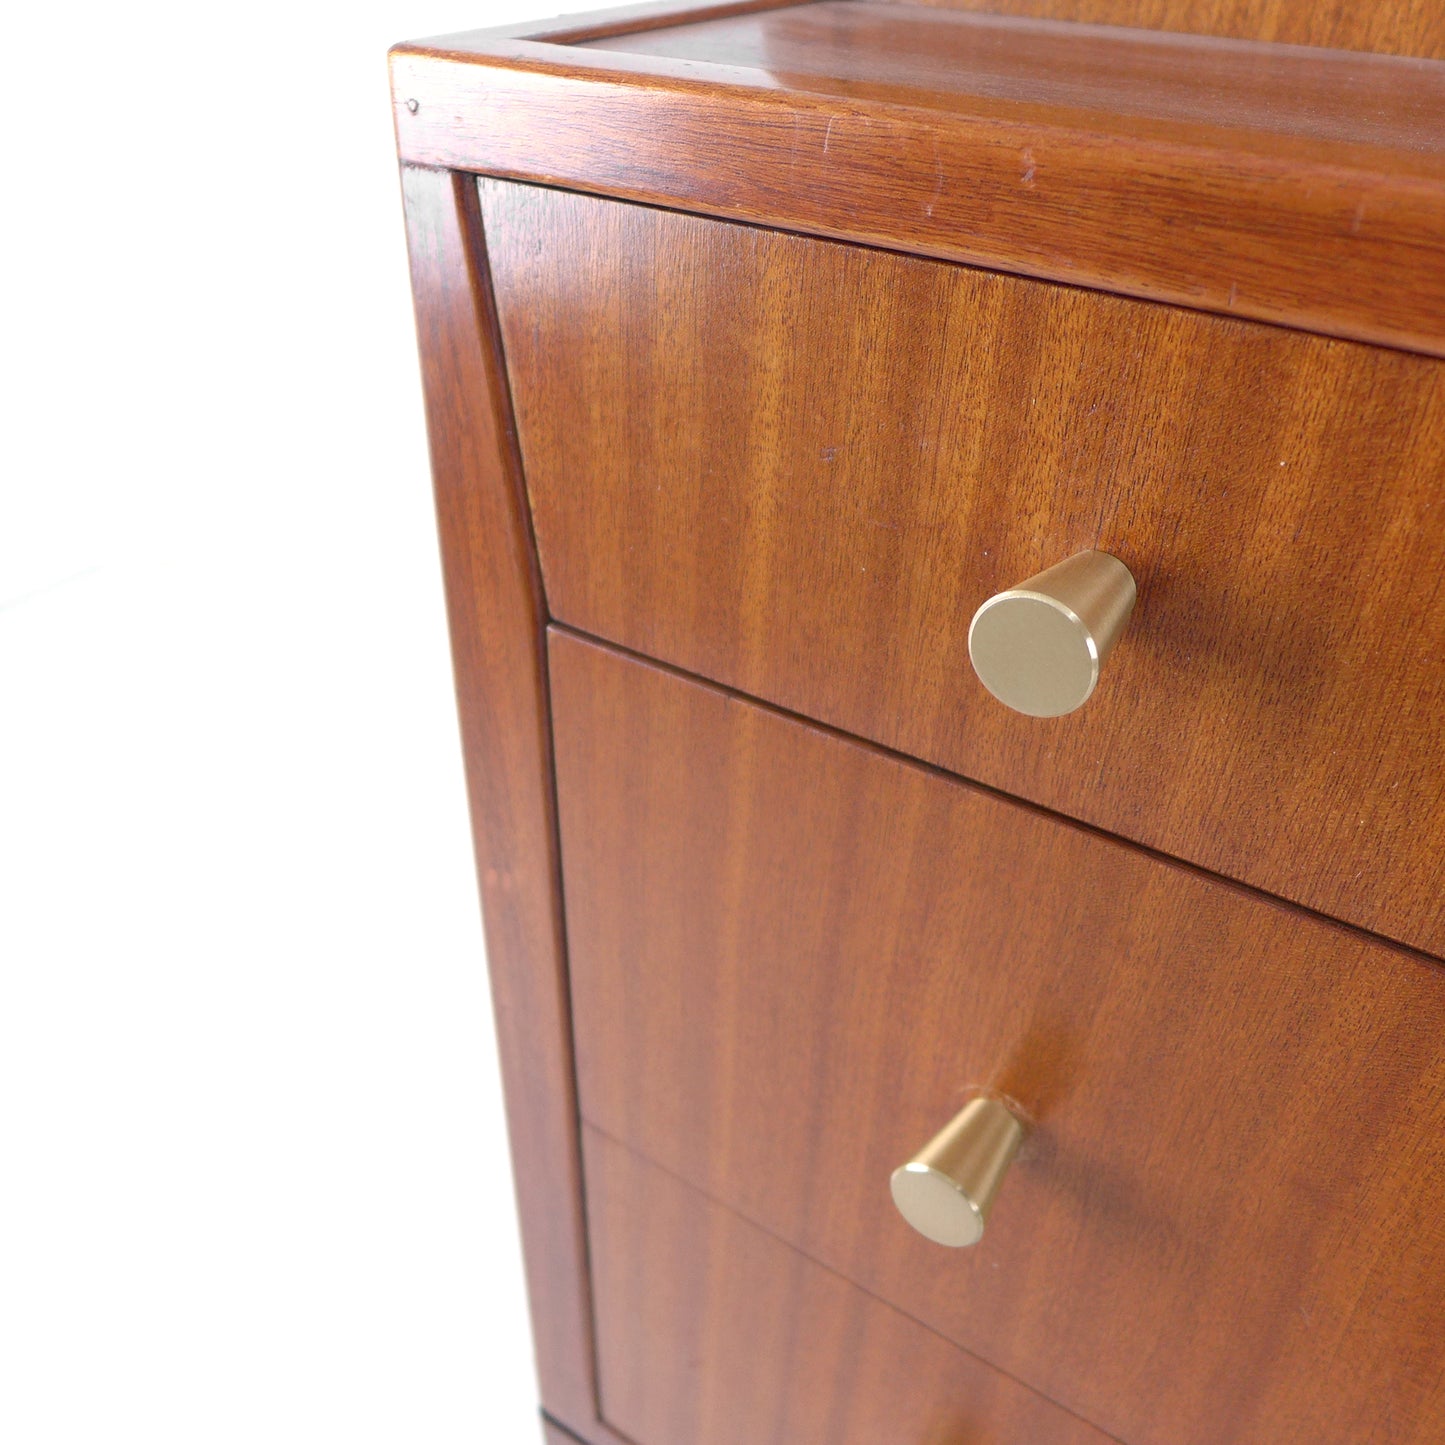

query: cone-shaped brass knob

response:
[968,550,1136,716]
[890,1096,1026,1247]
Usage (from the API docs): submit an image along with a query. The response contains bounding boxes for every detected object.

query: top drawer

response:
[483,179,1445,955]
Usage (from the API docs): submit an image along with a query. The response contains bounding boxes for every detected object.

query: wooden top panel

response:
[390,1,1445,357]
[486,181,1445,958]
[884,0,1445,61]
[552,630,1445,1445]
[585,3,1445,152]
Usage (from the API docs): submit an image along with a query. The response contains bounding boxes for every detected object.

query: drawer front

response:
[585,1127,1116,1445]
[488,179,1445,955]
[550,629,1445,1445]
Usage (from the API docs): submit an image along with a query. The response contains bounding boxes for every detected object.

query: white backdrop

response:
[2,3,578,1440]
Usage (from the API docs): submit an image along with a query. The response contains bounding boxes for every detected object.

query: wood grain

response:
[486,181,1445,957]
[587,2,1445,149]
[585,1126,1121,1445]
[888,0,1445,60]
[391,3,1445,356]
[399,166,599,1438]
[550,629,1445,1445]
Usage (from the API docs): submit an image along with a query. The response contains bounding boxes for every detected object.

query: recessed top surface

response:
[583,2,1445,157]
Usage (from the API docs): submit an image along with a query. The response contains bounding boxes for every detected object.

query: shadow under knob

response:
[890,1095,1026,1248]
[968,550,1136,717]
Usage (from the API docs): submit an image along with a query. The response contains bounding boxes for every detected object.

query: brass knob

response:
[890,1095,1026,1247]
[968,550,1136,716]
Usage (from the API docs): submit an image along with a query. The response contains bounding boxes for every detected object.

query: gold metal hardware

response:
[890,1095,1026,1247]
[968,550,1136,716]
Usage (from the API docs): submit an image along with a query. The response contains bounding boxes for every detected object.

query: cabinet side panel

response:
[399,164,598,1433]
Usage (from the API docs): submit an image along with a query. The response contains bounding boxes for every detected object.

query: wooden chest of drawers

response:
[393,5,1445,1441]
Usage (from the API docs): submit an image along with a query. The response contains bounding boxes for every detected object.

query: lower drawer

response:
[551,628,1445,1445]
[586,1126,1114,1445]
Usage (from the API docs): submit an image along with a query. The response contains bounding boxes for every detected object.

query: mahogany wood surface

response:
[586,2,1445,149]
[585,1126,1124,1445]
[399,166,602,1438]
[486,181,1445,958]
[889,0,1445,59]
[390,2,1445,356]
[550,629,1445,1445]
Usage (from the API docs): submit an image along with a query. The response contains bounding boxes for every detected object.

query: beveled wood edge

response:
[550,622,1445,974]
[393,9,1445,175]
[399,164,611,1440]
[390,6,1445,358]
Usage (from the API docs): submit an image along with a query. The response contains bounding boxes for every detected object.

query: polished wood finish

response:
[391,2,1445,356]
[398,166,600,1438]
[488,182,1445,957]
[588,2,1445,147]
[550,630,1445,1445]
[397,6,1445,1438]
[891,0,1445,60]
[585,1127,1120,1445]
